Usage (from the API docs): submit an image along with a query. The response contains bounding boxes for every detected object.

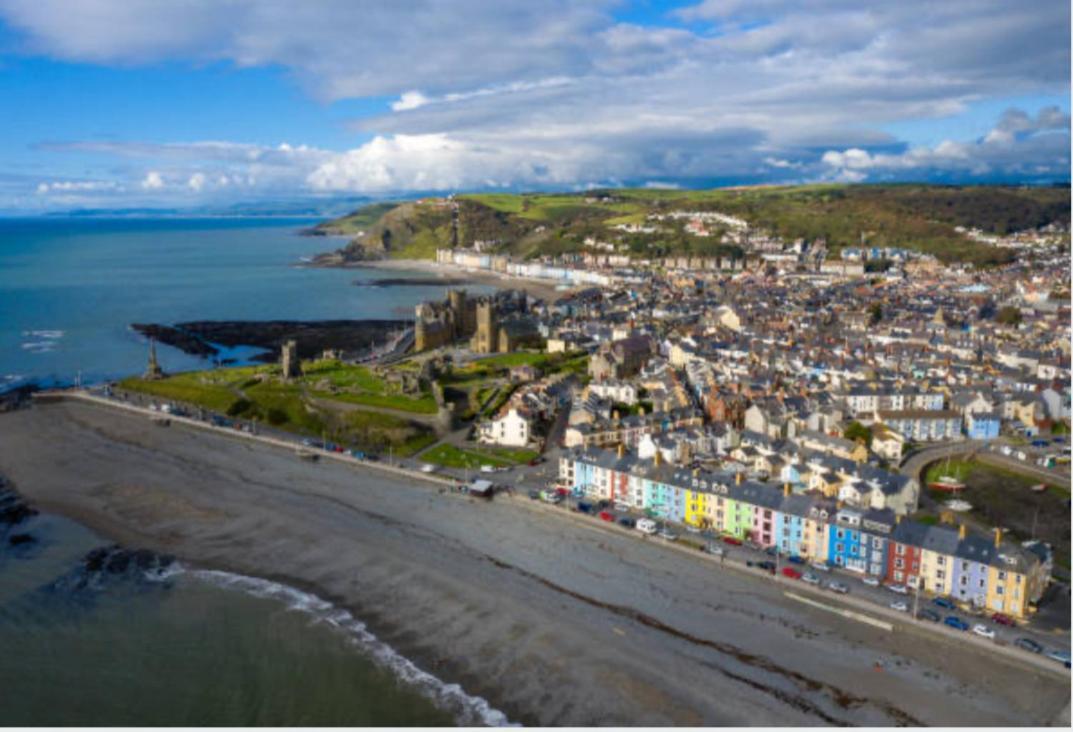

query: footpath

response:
[36,389,1071,682]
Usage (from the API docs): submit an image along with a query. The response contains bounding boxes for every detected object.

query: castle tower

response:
[144,339,164,380]
[471,299,498,354]
[415,317,430,352]
[448,289,467,337]
[281,339,300,380]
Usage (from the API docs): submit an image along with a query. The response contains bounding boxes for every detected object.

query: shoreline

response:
[318,257,578,303]
[1,399,1069,726]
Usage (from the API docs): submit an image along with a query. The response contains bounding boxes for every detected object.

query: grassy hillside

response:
[319,185,1069,266]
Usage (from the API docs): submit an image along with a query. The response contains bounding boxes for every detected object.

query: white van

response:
[636,518,658,535]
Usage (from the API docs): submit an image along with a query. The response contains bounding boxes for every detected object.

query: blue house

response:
[965,411,1001,440]
[828,508,866,572]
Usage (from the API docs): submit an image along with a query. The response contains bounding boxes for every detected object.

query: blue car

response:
[944,616,969,631]
[933,597,956,610]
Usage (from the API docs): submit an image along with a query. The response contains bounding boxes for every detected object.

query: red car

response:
[598,511,614,522]
[991,612,1016,627]
[781,567,802,580]
[722,536,743,546]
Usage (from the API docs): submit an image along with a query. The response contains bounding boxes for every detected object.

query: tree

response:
[868,303,883,325]
[843,421,873,447]
[995,306,1022,326]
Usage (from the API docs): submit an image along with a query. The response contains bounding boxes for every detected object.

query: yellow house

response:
[985,530,1048,619]
[917,523,961,596]
[684,487,710,528]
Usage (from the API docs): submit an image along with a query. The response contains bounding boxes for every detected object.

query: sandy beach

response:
[0,399,1068,726]
[332,258,577,303]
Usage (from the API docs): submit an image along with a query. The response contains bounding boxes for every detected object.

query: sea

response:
[0,217,506,726]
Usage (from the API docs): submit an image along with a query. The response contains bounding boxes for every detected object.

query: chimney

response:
[612,409,620,421]
[735,471,743,485]
[693,467,700,477]
[653,449,663,467]
[994,527,1002,548]
[617,443,625,459]
[783,482,791,497]
[958,523,967,540]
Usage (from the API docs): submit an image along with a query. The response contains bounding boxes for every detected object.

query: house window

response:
[835,543,844,554]
[937,556,945,567]
[836,529,844,540]
[873,538,883,549]
[936,570,945,580]
[896,544,906,556]
[894,570,904,582]
[998,571,1007,581]
[996,585,1004,595]
[961,562,968,571]
[894,558,904,569]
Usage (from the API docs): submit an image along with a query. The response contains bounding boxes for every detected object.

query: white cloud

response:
[392,91,431,111]
[36,179,121,194]
[1,0,1068,202]
[141,171,165,189]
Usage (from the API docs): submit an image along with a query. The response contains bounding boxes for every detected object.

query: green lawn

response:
[301,359,439,414]
[119,367,435,455]
[421,443,538,469]
[119,373,244,413]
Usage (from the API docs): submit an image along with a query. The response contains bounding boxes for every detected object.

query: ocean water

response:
[0,217,506,725]
[0,511,510,726]
[0,217,491,388]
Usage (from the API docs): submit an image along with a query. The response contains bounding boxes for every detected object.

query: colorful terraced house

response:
[560,447,1052,619]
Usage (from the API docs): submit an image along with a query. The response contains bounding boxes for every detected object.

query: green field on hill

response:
[318,184,1069,266]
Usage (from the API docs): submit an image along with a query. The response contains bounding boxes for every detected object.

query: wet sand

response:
[0,399,1068,726]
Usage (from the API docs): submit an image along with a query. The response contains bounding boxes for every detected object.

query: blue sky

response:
[0,0,1068,212]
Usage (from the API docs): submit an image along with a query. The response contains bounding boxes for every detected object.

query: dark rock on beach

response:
[8,533,35,547]
[132,319,410,362]
[0,485,38,526]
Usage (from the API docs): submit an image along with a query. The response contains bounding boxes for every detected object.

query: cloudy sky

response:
[1,0,1069,211]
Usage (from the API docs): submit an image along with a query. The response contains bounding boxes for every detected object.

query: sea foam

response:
[180,566,515,727]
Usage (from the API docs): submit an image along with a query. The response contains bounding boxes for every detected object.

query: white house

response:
[478,407,533,448]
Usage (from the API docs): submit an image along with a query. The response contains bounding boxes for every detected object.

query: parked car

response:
[787,555,806,565]
[944,616,970,631]
[613,501,631,512]
[861,576,880,587]
[765,546,778,557]
[598,511,615,522]
[1015,637,1043,654]
[917,609,941,623]
[991,612,1016,627]
[971,624,995,639]
[781,567,802,580]
[706,544,725,557]
[722,536,743,546]
[826,581,849,594]
[801,572,821,585]
[542,492,563,504]
[419,463,437,473]
[890,601,909,612]
[528,490,541,500]
[756,560,776,573]
[685,525,701,535]
[809,562,830,572]
[636,518,658,535]
[886,584,908,595]
[595,499,611,510]
[1046,650,1071,668]
[658,528,678,541]
[933,597,956,609]
[576,501,594,514]
[617,517,636,529]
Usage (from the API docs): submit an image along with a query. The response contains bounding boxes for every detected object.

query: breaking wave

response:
[186,567,514,727]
